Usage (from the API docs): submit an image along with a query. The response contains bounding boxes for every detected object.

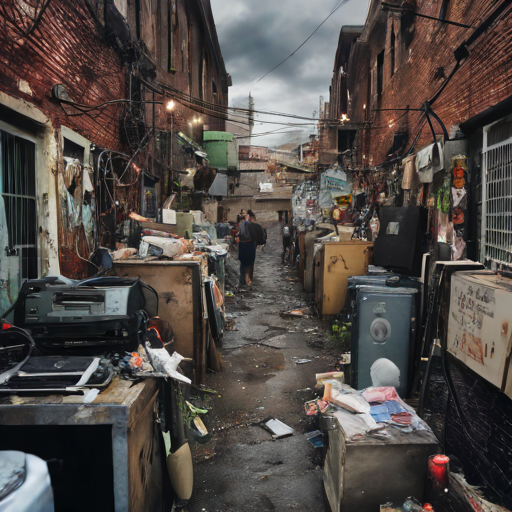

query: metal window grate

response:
[483,139,512,268]
[0,130,38,281]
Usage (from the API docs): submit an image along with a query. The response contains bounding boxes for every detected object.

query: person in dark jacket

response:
[246,211,265,284]
[247,211,265,246]
[238,213,256,286]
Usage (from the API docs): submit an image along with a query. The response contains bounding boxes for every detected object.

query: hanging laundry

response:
[401,155,416,190]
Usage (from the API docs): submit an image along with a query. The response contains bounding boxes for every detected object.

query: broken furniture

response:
[0,378,163,512]
[323,406,439,512]
[112,260,208,384]
[314,240,373,318]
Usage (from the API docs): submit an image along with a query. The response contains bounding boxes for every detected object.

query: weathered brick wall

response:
[0,0,126,150]
[347,0,512,167]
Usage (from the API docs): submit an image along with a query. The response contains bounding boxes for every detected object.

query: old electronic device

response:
[0,356,114,392]
[13,276,158,353]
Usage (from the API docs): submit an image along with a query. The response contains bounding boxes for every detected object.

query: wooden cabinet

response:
[323,408,438,511]
[0,379,163,512]
[113,260,207,384]
[315,241,372,318]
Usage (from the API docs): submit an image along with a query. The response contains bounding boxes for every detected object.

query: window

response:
[63,137,85,162]
[401,11,415,49]
[0,130,38,282]
[481,118,512,268]
[439,0,450,21]
[390,26,396,77]
[377,50,384,95]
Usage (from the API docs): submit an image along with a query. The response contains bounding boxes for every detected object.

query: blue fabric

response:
[369,401,406,421]
[384,400,406,414]
[370,404,392,421]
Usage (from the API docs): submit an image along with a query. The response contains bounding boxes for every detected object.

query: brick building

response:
[0,0,230,311]
[323,0,512,266]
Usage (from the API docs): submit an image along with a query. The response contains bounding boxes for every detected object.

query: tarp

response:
[208,172,228,196]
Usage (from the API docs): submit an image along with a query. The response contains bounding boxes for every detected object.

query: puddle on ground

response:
[229,345,286,383]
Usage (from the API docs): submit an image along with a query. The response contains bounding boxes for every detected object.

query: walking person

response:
[282,223,293,264]
[246,210,265,284]
[238,213,256,287]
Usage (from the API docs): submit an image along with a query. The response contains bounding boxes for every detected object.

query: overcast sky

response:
[210,0,370,148]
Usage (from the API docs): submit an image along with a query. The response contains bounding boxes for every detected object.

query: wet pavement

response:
[184,224,338,512]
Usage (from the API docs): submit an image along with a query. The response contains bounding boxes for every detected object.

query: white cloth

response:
[370,358,401,389]
[416,143,444,183]
[0,454,54,512]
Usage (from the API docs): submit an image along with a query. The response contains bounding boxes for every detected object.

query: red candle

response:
[428,454,449,488]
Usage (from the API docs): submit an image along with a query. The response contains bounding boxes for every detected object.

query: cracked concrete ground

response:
[184,224,338,512]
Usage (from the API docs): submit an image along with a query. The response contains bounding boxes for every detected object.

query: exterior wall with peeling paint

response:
[0,0,230,310]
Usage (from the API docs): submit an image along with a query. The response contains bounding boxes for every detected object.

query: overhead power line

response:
[255,0,352,83]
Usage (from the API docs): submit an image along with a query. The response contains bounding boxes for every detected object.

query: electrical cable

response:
[255,0,353,83]
[359,0,512,173]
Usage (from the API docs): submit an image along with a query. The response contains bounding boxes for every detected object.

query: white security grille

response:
[482,136,512,268]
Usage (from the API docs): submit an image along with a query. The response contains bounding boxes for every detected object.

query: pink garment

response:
[362,387,399,404]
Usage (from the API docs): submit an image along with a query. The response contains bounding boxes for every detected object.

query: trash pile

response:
[381,498,434,511]
[108,210,231,284]
[304,375,429,442]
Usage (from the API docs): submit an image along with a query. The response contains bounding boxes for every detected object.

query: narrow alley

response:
[188,224,331,512]
[2,0,512,511]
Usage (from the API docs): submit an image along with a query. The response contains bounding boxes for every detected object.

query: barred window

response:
[482,118,512,269]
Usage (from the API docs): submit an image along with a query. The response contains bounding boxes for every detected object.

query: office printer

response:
[13,276,158,354]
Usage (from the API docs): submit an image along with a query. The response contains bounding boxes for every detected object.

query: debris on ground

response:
[304,399,330,416]
[194,416,209,436]
[316,371,344,387]
[305,430,324,448]
[263,418,294,439]
[294,359,312,365]
[280,309,307,318]
[225,319,237,331]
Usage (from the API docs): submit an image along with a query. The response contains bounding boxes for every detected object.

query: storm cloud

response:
[211,0,370,147]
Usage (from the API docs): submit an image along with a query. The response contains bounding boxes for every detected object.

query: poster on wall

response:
[447,272,512,391]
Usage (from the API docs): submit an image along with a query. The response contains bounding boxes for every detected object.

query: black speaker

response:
[373,206,427,277]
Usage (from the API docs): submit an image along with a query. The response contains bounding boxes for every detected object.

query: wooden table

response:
[0,378,164,512]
